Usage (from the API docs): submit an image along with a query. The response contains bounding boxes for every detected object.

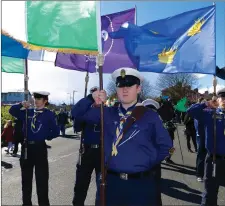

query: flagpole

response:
[78,66,90,166]
[84,71,89,98]
[134,5,137,25]
[96,1,106,206]
[212,1,217,177]
[24,59,29,160]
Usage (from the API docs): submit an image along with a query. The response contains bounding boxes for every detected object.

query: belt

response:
[107,169,154,180]
[85,144,100,149]
[209,154,225,160]
[86,124,100,132]
[27,141,46,145]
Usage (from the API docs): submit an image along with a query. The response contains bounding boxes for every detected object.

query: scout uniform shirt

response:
[72,95,173,173]
[9,104,60,141]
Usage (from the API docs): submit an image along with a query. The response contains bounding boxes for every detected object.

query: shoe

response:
[5,149,9,154]
[165,159,175,164]
[197,177,203,182]
[188,149,194,153]
[12,154,17,157]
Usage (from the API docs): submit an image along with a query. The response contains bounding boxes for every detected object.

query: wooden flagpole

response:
[96,2,106,206]
[24,59,29,160]
[212,2,217,177]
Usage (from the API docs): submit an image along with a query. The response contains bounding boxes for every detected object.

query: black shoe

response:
[46,145,51,149]
[188,149,194,153]
[165,159,175,164]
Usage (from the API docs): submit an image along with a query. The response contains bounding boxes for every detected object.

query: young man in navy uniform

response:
[72,86,101,206]
[142,99,162,206]
[187,88,225,206]
[72,67,173,206]
[9,91,60,206]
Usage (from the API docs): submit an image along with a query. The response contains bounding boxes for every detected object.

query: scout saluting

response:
[72,86,101,206]
[72,67,173,206]
[187,88,225,206]
[9,91,60,206]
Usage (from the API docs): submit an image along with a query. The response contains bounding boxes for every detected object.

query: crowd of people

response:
[1,67,225,206]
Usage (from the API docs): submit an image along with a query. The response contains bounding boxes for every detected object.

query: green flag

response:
[174,97,187,112]
[26,2,98,54]
[1,56,24,74]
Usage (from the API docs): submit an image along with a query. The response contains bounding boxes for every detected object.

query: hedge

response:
[1,106,14,132]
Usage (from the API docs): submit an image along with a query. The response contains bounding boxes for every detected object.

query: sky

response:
[1,1,225,105]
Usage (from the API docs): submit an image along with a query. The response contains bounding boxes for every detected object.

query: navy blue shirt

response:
[73,119,100,145]
[194,119,205,138]
[9,103,60,141]
[188,103,225,155]
[72,95,172,173]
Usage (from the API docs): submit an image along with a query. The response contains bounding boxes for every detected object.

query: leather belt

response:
[209,154,225,160]
[85,144,100,149]
[107,169,154,180]
[27,141,46,145]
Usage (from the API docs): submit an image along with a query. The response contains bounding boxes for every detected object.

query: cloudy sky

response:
[2,1,224,104]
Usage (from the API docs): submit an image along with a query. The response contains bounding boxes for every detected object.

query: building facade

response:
[1,92,32,105]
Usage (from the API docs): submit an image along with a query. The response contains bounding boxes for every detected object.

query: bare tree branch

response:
[156,73,199,102]
[156,73,198,90]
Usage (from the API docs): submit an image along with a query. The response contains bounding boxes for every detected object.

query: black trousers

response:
[196,135,207,178]
[186,133,197,151]
[73,145,101,206]
[153,164,162,206]
[166,130,175,160]
[13,139,23,154]
[20,142,49,206]
[201,154,225,206]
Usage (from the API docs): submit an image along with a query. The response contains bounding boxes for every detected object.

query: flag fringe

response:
[1,29,98,55]
[21,43,99,55]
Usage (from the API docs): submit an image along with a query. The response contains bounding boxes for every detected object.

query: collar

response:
[119,102,137,115]
[34,108,45,113]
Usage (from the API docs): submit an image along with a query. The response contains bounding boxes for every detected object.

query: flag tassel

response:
[1,29,98,55]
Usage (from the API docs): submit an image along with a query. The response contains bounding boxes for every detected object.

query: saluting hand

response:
[92,90,107,105]
[206,100,219,109]
[21,101,31,109]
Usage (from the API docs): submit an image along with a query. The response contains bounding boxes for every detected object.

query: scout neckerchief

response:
[111,103,136,156]
[31,108,45,133]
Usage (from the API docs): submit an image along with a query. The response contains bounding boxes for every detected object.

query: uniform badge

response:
[120,69,126,78]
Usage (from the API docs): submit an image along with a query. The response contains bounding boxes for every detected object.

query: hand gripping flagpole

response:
[24,59,29,160]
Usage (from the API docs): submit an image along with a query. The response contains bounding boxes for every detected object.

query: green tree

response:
[1,105,14,132]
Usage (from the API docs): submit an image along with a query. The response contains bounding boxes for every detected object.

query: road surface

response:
[2,126,225,205]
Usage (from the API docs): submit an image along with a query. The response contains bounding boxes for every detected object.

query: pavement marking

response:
[48,152,78,163]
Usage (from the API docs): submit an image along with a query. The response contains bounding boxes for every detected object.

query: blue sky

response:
[101,1,225,91]
[2,2,224,104]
